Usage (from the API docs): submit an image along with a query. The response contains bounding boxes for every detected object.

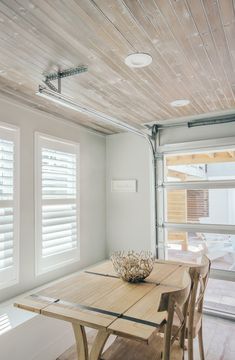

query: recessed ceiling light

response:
[125,53,152,68]
[170,99,190,107]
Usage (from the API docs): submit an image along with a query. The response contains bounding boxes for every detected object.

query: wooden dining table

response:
[14,259,194,360]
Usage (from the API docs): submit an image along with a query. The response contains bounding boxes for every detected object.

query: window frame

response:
[35,132,80,276]
[0,121,19,290]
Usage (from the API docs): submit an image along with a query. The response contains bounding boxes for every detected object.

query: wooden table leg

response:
[72,323,89,360]
[89,329,110,360]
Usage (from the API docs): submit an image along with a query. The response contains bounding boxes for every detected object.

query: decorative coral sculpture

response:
[111,250,154,283]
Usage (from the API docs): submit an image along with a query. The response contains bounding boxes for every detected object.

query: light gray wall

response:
[0,95,106,302]
[106,133,155,256]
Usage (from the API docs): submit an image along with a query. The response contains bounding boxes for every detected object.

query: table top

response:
[14,260,190,341]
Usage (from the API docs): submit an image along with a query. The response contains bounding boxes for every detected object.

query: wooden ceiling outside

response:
[166,150,235,165]
[0,0,235,134]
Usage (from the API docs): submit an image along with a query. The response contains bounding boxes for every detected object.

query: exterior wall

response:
[0,94,106,303]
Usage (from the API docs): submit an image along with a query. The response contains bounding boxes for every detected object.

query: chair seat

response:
[101,331,184,360]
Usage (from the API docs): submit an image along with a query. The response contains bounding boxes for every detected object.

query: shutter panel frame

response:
[0,123,19,290]
[35,133,80,275]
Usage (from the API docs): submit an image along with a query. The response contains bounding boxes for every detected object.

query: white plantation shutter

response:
[35,134,79,274]
[0,208,14,270]
[0,125,19,289]
[42,148,76,199]
[42,204,77,256]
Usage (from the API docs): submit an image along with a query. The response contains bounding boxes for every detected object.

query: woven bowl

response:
[111,251,154,283]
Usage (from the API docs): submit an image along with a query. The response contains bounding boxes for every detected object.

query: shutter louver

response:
[0,129,18,289]
[0,138,14,271]
[42,204,77,257]
[187,189,209,222]
[0,139,14,201]
[37,139,79,271]
[42,148,76,199]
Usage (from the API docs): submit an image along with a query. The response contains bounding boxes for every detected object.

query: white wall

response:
[202,189,229,225]
[205,188,235,226]
[0,95,106,303]
[207,163,235,179]
[106,133,155,256]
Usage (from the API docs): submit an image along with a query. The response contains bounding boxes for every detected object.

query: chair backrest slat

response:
[188,255,211,336]
[158,267,191,360]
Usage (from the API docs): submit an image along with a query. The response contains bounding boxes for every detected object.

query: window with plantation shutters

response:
[0,124,19,290]
[35,133,79,275]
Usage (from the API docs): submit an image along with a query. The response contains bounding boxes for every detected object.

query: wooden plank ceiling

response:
[0,0,235,134]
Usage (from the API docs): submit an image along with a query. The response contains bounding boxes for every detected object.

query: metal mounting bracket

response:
[43,65,88,94]
[151,124,159,140]
[154,152,163,160]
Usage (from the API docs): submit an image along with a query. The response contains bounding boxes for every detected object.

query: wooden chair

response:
[101,268,191,360]
[186,255,211,360]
